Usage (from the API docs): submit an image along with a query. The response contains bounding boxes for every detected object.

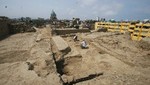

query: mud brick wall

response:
[0,19,9,38]
[54,28,90,35]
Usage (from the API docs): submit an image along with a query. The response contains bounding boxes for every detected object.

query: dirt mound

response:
[139,37,150,50]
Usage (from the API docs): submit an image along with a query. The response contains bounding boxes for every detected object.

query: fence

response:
[95,22,150,41]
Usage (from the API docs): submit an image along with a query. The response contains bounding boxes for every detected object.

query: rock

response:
[52,36,70,52]
[61,75,68,83]
[36,34,42,42]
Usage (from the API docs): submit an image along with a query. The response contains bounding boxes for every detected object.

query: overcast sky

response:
[0,0,150,20]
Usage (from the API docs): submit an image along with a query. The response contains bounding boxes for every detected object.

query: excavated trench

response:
[50,38,103,85]
[52,52,103,85]
[52,52,65,75]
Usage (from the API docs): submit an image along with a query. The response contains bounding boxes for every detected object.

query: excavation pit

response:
[63,55,82,76]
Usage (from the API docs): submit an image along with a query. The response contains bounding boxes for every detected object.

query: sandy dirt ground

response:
[0,26,61,85]
[0,27,150,85]
[59,32,150,85]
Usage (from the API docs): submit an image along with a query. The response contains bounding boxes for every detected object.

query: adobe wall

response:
[0,18,9,38]
[54,28,90,35]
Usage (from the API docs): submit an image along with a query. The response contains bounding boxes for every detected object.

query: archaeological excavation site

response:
[0,15,150,85]
[0,0,150,85]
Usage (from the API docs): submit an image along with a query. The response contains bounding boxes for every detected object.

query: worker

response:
[73,35,78,42]
[81,40,88,49]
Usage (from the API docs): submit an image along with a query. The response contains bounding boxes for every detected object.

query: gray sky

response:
[0,0,150,20]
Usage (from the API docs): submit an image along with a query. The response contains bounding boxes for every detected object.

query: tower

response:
[50,10,57,21]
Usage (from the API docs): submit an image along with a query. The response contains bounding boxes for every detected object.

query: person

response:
[73,35,78,41]
[81,40,88,49]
